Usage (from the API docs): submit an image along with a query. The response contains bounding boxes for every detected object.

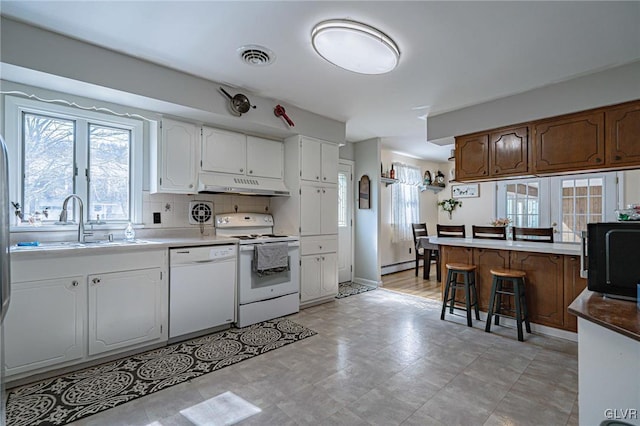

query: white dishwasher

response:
[169,245,236,340]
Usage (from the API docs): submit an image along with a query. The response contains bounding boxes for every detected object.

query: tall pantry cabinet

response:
[272,136,339,307]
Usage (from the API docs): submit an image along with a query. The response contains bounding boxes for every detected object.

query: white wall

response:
[0,17,345,145]
[353,138,381,286]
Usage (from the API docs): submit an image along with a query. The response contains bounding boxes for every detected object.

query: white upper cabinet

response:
[320,143,339,184]
[152,118,199,193]
[301,137,338,184]
[246,136,283,179]
[202,128,283,179]
[201,126,246,175]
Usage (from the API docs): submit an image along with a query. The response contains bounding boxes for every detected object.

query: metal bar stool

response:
[440,263,480,327]
[485,268,531,341]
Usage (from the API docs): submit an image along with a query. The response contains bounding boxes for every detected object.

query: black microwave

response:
[586,222,640,301]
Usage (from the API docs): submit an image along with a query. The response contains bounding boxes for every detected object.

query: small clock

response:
[435,171,445,186]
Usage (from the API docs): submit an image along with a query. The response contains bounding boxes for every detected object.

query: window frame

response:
[4,95,143,228]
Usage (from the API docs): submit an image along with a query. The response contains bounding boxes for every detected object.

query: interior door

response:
[338,161,353,283]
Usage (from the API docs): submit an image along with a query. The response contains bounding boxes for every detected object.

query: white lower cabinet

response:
[88,268,163,356]
[6,249,168,382]
[4,276,85,377]
[300,237,338,304]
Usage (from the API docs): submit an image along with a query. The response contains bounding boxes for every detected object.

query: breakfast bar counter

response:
[429,236,586,333]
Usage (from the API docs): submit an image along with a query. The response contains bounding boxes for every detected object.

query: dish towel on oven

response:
[253,242,289,276]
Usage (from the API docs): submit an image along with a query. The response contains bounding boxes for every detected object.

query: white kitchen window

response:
[4,96,143,226]
[391,162,421,243]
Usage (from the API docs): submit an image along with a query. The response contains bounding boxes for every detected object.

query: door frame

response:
[338,159,354,283]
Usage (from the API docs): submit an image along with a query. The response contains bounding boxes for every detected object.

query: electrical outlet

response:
[409,247,412,254]
[153,212,161,224]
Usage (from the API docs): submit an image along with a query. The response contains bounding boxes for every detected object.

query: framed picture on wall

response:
[451,183,479,198]
[359,175,370,209]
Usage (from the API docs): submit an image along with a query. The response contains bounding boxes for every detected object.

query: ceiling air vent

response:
[238,45,275,66]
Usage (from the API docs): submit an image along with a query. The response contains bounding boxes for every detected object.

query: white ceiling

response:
[2,1,639,161]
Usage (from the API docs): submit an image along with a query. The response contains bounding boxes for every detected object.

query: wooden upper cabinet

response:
[455,134,489,180]
[489,126,529,177]
[606,101,640,167]
[533,111,605,174]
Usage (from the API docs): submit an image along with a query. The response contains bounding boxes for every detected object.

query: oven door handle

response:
[240,243,299,252]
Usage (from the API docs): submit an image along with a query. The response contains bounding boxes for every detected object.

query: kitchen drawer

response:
[301,236,337,255]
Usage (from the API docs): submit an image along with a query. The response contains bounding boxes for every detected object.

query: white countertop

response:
[9,235,239,259]
[428,236,581,255]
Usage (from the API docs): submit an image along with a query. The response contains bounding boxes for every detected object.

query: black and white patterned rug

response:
[335,282,377,299]
[6,317,316,426]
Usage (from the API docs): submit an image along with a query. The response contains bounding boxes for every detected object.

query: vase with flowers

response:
[437,198,461,219]
[491,217,512,239]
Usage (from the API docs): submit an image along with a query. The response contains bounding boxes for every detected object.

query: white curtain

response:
[391,162,422,243]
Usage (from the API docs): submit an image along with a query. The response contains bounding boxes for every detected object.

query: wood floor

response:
[381,263,443,301]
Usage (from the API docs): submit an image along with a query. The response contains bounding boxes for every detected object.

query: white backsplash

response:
[142,191,271,229]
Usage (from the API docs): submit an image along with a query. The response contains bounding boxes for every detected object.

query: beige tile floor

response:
[71,288,579,426]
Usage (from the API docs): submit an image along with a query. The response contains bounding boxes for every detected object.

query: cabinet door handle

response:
[92,278,101,284]
[72,280,79,287]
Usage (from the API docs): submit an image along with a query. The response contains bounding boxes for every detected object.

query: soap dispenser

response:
[124,222,135,240]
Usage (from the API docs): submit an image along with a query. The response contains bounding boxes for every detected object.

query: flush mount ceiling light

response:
[311,19,400,74]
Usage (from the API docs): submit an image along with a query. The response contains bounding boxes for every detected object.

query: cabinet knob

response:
[322,189,326,193]
[189,184,193,188]
[323,177,326,180]
[240,168,244,172]
[72,280,79,287]
[92,278,101,284]
[615,155,622,161]
[317,189,321,193]
[316,176,320,180]
[595,158,602,163]
[319,245,323,249]
[249,170,253,174]
[322,256,325,261]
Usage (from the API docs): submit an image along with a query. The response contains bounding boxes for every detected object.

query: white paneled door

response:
[338,161,353,283]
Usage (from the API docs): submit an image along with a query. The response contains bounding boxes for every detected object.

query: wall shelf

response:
[380,177,398,187]
[420,184,446,193]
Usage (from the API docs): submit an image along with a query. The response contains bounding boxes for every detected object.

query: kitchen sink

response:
[11,239,157,252]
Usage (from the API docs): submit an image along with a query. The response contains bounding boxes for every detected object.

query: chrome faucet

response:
[59,195,92,242]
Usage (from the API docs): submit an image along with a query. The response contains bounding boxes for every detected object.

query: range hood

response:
[197,173,290,196]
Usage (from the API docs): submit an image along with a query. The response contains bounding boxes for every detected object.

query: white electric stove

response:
[216,213,300,327]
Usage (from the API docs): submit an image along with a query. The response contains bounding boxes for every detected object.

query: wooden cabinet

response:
[88,268,164,356]
[455,134,489,180]
[533,111,605,174]
[606,101,640,167]
[151,118,199,193]
[439,245,473,285]
[455,126,529,181]
[301,136,338,184]
[454,100,640,181]
[509,251,565,328]
[4,276,85,376]
[563,255,588,332]
[473,248,510,311]
[300,238,338,304]
[489,126,529,177]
